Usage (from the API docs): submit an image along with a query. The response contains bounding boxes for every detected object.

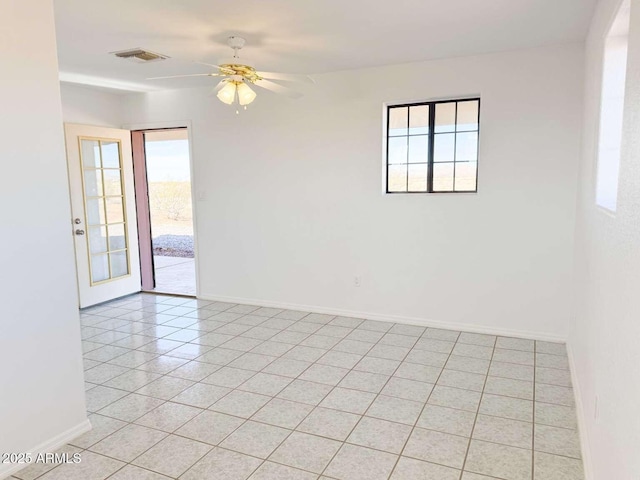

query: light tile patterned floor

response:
[12,294,584,480]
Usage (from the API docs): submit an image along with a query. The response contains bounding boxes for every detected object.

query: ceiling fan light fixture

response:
[237,82,257,106]
[217,81,237,105]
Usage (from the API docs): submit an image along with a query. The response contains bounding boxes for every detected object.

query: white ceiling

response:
[53,0,597,92]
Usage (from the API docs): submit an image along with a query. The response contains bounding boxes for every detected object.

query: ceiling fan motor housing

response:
[227,36,246,50]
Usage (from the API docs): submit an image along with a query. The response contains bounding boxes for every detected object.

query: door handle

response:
[75,229,85,236]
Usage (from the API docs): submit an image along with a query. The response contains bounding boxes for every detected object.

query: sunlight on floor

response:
[152,256,196,296]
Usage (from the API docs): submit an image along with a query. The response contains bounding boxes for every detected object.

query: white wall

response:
[570,0,640,478]
[120,44,584,340]
[60,82,126,127]
[0,0,88,477]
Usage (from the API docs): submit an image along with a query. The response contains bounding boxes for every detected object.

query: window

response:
[386,98,480,193]
[596,0,629,212]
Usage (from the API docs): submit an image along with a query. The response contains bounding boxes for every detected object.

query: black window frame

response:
[385,97,481,194]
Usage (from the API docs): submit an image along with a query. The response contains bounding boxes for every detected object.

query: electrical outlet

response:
[354,276,361,287]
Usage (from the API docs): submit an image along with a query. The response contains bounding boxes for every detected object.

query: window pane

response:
[110,251,129,278]
[454,162,477,191]
[84,169,103,197]
[105,196,124,224]
[455,132,478,161]
[434,133,455,162]
[385,99,480,194]
[88,226,107,254]
[433,163,454,191]
[101,141,121,168]
[409,105,429,135]
[86,198,106,226]
[108,223,126,250]
[103,169,123,196]
[81,139,101,168]
[457,101,479,131]
[435,102,456,133]
[408,164,428,192]
[388,137,408,164]
[388,164,408,192]
[389,107,408,136]
[91,254,109,282]
[596,26,628,212]
[408,135,428,164]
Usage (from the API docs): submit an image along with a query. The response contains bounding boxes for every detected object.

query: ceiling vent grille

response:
[111,48,168,63]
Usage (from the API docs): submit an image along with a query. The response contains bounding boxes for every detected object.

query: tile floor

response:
[12,294,584,480]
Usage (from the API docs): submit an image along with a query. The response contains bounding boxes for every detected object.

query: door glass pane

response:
[408,164,428,192]
[409,105,429,135]
[88,226,107,254]
[457,101,479,131]
[434,134,455,162]
[388,164,408,192]
[408,136,428,164]
[388,107,408,136]
[101,141,120,168]
[86,198,106,225]
[388,137,408,164]
[106,197,124,224]
[81,140,101,168]
[435,103,456,133]
[455,132,478,161]
[83,169,103,197]
[455,162,478,191]
[91,254,109,282]
[433,163,454,191]
[103,169,122,196]
[110,251,129,278]
[108,224,126,250]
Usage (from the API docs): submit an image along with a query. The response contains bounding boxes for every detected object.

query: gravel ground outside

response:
[152,234,194,258]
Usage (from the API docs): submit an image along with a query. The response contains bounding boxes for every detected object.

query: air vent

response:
[111,48,169,63]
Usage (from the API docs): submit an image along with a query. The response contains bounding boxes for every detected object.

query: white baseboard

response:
[0,419,92,480]
[199,293,567,343]
[566,342,593,480]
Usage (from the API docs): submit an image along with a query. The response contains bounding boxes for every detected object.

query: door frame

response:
[126,120,200,297]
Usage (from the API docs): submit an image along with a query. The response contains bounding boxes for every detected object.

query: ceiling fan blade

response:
[194,62,236,74]
[256,71,315,84]
[254,79,303,99]
[195,61,222,68]
[147,73,219,80]
[209,80,227,95]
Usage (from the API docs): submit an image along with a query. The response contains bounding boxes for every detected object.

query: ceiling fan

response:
[148,36,313,109]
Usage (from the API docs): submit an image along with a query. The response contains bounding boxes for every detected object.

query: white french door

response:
[65,124,141,307]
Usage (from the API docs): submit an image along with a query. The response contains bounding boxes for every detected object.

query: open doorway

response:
[132,128,196,296]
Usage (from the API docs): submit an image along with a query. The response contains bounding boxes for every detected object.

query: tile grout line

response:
[72,294,578,480]
[177,311,380,478]
[315,324,418,479]
[260,317,389,478]
[87,342,571,410]
[73,303,291,480]
[458,335,497,479]
[83,313,572,428]
[385,329,461,479]
[184,322,350,478]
